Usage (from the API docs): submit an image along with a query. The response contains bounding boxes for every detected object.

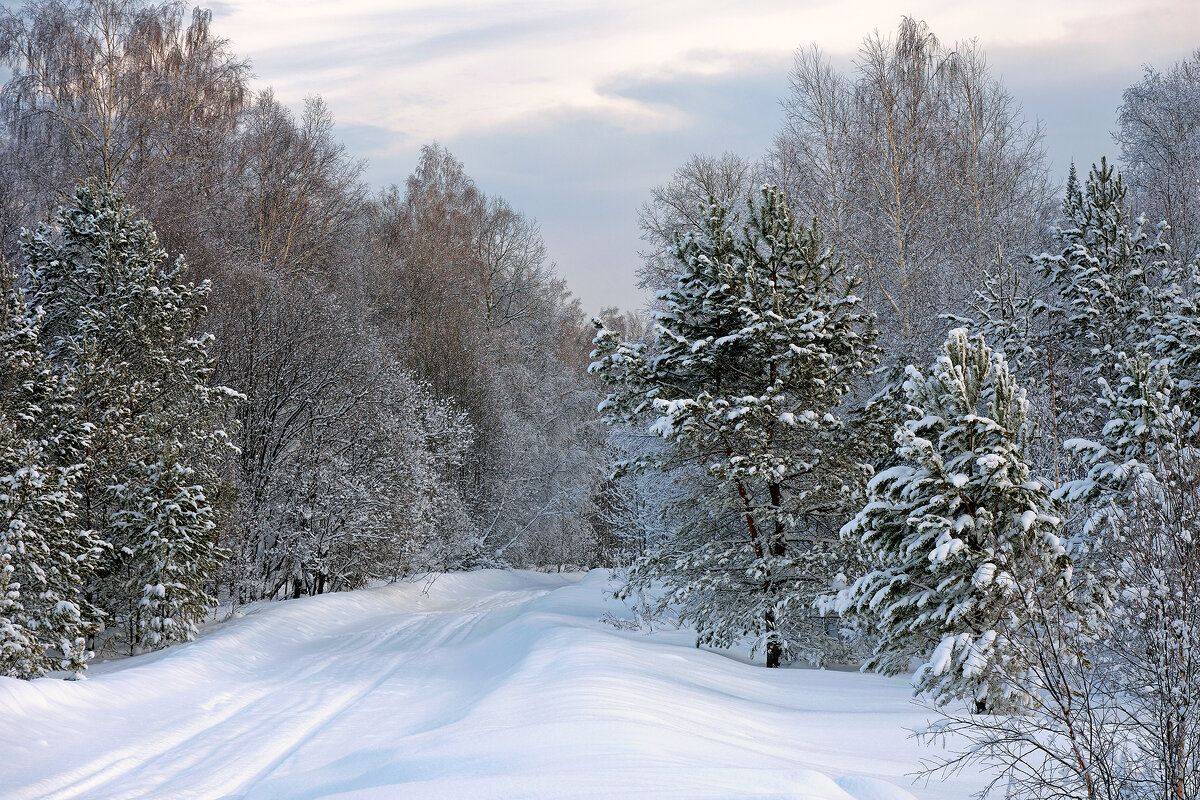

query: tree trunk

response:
[765,606,781,668]
[764,480,786,669]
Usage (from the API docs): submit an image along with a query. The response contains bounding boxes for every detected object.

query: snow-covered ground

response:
[1,570,985,799]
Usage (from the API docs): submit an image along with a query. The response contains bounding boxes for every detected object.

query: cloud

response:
[207,0,1200,312]
[212,1,847,142]
[211,0,1199,163]
[434,65,793,313]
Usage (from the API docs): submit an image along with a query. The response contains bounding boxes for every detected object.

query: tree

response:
[0,262,102,677]
[1144,249,1200,427]
[1038,159,1165,402]
[207,264,478,601]
[838,329,1073,710]
[770,18,1053,358]
[21,182,233,653]
[973,159,1173,464]
[593,186,878,667]
[1054,355,1200,798]
[215,92,366,279]
[1116,50,1200,264]
[1067,352,1200,800]
[0,0,248,255]
[1095,450,1200,799]
[367,144,604,570]
[590,308,677,568]
[928,355,1200,799]
[637,152,760,296]
[109,453,218,650]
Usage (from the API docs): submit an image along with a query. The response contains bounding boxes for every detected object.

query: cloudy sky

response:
[208,0,1199,313]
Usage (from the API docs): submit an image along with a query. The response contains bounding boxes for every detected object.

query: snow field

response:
[0,569,984,799]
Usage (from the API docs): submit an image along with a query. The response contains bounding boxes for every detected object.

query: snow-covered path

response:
[1,570,984,800]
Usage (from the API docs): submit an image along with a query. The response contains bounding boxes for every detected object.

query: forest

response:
[1,2,1199,797]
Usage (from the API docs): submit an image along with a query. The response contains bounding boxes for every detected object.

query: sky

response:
[207,0,1200,314]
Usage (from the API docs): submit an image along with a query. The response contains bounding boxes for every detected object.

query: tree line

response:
[0,0,612,672]
[597,19,1200,798]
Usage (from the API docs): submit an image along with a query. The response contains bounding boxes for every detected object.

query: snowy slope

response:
[0,570,985,800]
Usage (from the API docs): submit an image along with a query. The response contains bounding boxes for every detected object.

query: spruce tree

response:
[21,183,234,653]
[838,329,1072,710]
[0,263,102,678]
[592,186,878,667]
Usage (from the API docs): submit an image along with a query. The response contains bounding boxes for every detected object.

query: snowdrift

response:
[0,569,983,799]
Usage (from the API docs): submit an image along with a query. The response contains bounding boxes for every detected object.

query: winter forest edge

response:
[2,3,1200,797]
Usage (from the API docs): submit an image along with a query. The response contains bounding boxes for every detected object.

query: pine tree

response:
[1040,158,1166,389]
[1061,354,1187,500]
[973,159,1171,443]
[1054,355,1200,797]
[838,329,1072,710]
[20,183,234,653]
[592,186,878,667]
[0,263,102,678]
[109,453,219,650]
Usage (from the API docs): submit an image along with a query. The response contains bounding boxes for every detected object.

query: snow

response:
[0,569,985,799]
[971,563,996,588]
[926,635,960,677]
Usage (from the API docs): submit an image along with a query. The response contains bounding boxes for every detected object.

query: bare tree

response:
[770,18,1053,358]
[637,151,760,295]
[208,265,476,601]
[941,44,1055,288]
[215,93,366,279]
[364,144,606,569]
[772,46,855,264]
[0,0,247,251]
[1116,50,1200,264]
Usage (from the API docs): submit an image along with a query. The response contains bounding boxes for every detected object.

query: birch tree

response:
[771,18,1053,358]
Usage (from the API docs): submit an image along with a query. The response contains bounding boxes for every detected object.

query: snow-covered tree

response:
[1142,254,1200,433]
[208,265,478,601]
[1074,357,1200,798]
[975,160,1171,447]
[770,19,1054,359]
[592,428,681,569]
[637,152,760,297]
[0,263,102,677]
[838,329,1073,710]
[0,0,248,249]
[593,185,878,667]
[1117,50,1200,264]
[21,182,234,653]
[1061,354,1186,501]
[588,310,682,569]
[1039,159,1166,389]
[108,453,219,651]
[930,355,1200,798]
[366,145,605,571]
[1098,457,1200,799]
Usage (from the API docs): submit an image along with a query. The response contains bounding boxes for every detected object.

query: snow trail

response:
[0,570,983,799]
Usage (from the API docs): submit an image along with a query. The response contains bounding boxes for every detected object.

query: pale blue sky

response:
[209,0,1200,313]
